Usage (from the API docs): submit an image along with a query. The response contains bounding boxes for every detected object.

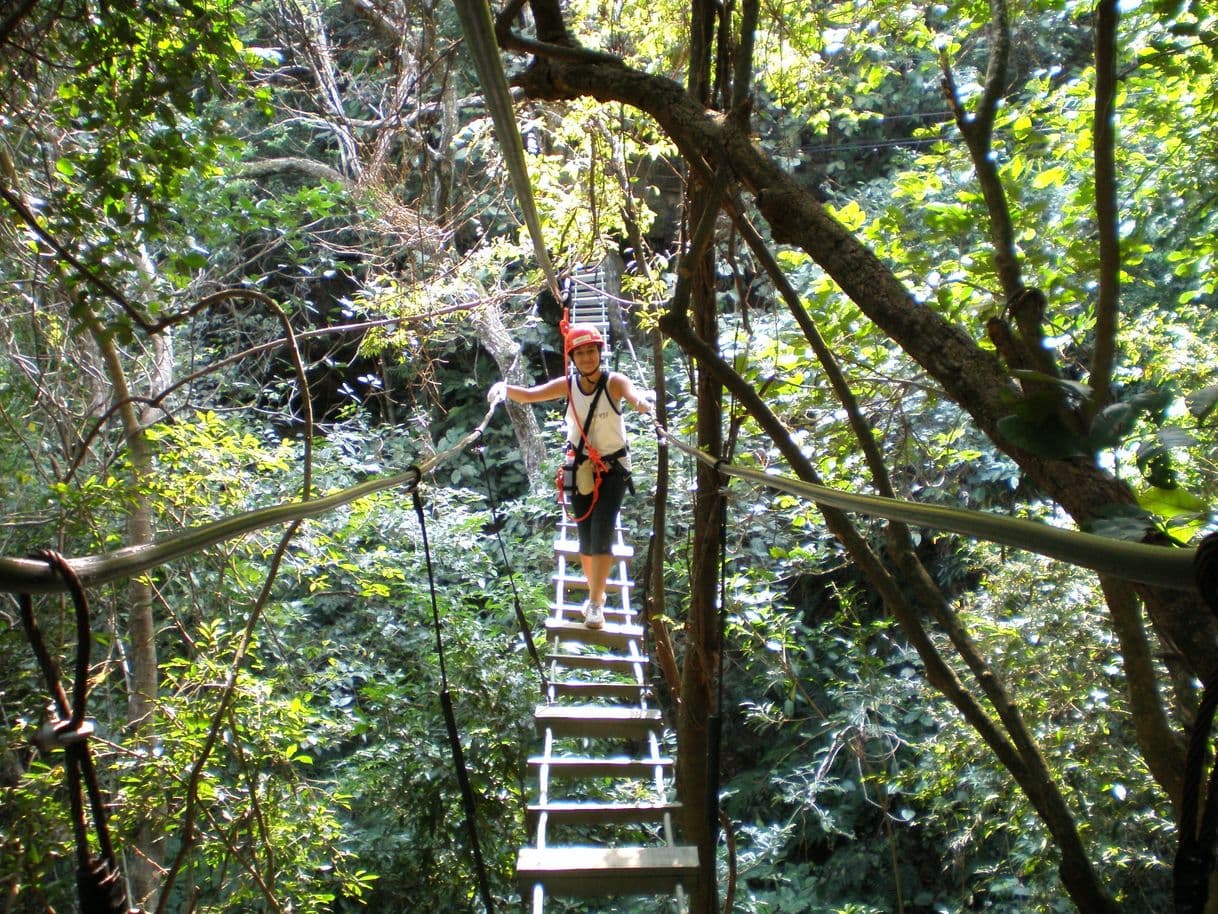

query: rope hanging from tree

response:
[18,550,140,914]
[411,485,496,914]
[450,0,562,303]
[473,442,551,698]
[647,416,1192,589]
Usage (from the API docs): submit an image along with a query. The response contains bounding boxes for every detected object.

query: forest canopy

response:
[1,0,1217,913]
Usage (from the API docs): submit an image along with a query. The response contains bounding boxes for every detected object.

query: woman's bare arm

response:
[609,373,654,413]
[490,375,570,404]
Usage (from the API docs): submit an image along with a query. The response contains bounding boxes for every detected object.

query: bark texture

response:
[473,303,547,487]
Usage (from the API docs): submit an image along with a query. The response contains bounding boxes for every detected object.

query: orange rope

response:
[557,306,608,523]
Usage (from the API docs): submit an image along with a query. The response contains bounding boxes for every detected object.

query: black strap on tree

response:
[411,486,496,914]
[472,444,550,699]
[19,549,139,914]
[636,414,670,703]
[706,459,730,912]
[1175,531,1218,914]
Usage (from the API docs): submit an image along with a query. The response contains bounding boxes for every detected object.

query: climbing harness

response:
[412,485,496,914]
[556,370,612,523]
[555,318,616,524]
[19,550,139,914]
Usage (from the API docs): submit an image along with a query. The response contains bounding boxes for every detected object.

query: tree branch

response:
[0,398,502,595]
[1090,0,1121,409]
[236,157,346,183]
[938,0,1022,300]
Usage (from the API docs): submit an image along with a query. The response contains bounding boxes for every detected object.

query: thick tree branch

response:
[729,0,758,126]
[1090,0,1121,409]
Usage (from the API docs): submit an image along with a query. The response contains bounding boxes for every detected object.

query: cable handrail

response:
[0,404,502,596]
[648,417,1196,591]
[3,402,1196,594]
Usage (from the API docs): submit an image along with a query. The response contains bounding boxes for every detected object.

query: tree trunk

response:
[84,308,165,908]
[473,302,547,487]
[674,187,725,914]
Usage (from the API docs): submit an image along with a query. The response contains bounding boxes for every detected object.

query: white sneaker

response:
[583,602,605,629]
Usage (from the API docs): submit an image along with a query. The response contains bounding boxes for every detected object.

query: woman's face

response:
[571,343,602,372]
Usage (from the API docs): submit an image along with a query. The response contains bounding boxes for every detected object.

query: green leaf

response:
[1032,165,1068,189]
[996,415,1089,459]
[1155,426,1198,449]
[1010,370,1092,401]
[1186,384,1218,422]
[1087,403,1134,451]
[1137,484,1207,518]
[1124,387,1174,422]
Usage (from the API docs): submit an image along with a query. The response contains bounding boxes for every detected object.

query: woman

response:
[488,323,654,628]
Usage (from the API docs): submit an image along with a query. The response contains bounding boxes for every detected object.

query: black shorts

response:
[570,463,628,555]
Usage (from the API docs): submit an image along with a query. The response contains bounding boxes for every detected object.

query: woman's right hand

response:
[488,381,508,405]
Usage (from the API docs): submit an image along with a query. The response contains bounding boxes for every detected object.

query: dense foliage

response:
[2,0,1216,912]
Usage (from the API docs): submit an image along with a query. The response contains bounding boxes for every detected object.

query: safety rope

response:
[473,444,550,698]
[556,305,608,524]
[412,486,496,914]
[644,416,1191,589]
[19,550,139,914]
[2,404,506,597]
[450,0,562,302]
[11,406,507,913]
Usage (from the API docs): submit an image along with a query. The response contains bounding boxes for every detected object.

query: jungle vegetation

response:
[1,0,1217,912]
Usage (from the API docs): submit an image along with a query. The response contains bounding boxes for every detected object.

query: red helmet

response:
[565,323,605,353]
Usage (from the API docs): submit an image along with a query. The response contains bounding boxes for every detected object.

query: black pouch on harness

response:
[560,445,578,497]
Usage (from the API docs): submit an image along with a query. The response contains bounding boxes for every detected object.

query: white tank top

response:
[565,373,629,464]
